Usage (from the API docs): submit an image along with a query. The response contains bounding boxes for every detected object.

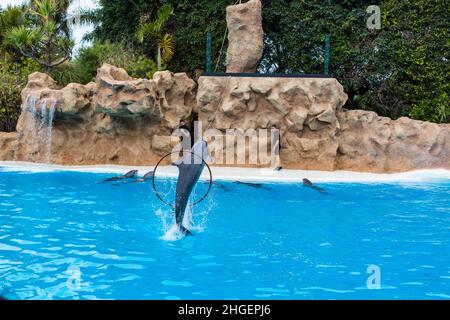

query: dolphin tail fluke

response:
[179,225,194,236]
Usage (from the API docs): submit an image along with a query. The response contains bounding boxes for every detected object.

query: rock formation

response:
[197,75,450,172]
[11,64,196,165]
[0,132,17,160]
[336,110,450,172]
[1,2,448,173]
[226,0,263,73]
[0,64,449,173]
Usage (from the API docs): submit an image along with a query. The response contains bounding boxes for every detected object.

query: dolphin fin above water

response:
[133,171,153,183]
[103,170,138,182]
[173,139,211,236]
[233,181,270,190]
[302,178,327,194]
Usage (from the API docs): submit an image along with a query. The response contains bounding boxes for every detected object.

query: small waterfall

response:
[22,95,39,162]
[37,100,56,163]
[45,102,56,163]
[37,102,48,162]
[17,96,57,163]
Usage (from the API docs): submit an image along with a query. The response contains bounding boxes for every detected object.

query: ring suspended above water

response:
[151,151,213,209]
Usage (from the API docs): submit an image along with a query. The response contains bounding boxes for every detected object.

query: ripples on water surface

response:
[0,168,449,299]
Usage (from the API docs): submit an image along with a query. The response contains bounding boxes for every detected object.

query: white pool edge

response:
[1,161,450,183]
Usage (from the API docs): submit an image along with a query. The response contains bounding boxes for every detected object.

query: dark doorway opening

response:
[188,112,199,147]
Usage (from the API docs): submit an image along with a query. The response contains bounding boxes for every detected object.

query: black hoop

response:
[151,151,213,209]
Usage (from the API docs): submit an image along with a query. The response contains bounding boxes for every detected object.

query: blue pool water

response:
[0,167,449,300]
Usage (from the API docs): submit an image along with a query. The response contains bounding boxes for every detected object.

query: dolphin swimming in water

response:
[172,139,211,236]
[233,181,270,190]
[133,171,154,183]
[302,178,327,194]
[302,178,314,187]
[103,170,138,182]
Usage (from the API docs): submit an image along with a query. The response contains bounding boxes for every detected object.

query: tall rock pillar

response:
[226,0,263,73]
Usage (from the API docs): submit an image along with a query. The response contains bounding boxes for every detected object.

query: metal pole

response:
[205,32,212,72]
[324,34,330,75]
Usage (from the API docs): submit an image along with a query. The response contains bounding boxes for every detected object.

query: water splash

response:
[158,199,195,242]
[153,178,215,242]
[160,223,185,242]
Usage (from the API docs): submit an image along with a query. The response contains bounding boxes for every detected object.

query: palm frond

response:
[135,21,154,43]
[0,5,27,32]
[160,33,173,62]
[76,8,100,27]
[4,25,32,47]
[135,4,173,43]
[135,22,146,43]
[154,4,173,32]
[156,4,173,25]
[29,0,56,22]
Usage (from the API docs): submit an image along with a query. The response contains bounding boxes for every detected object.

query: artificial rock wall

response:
[0,64,449,172]
[10,64,196,165]
[197,76,450,172]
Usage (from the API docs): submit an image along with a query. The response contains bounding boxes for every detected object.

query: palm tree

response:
[3,0,95,72]
[135,4,174,71]
[0,5,28,62]
[4,0,73,71]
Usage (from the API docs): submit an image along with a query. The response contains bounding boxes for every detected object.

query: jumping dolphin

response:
[103,170,138,182]
[302,178,327,194]
[173,139,211,236]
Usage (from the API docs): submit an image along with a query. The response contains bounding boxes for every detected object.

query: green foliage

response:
[88,0,163,42]
[166,0,229,76]
[0,4,28,62]
[48,61,83,86]
[135,4,173,44]
[262,0,389,113]
[261,0,449,123]
[1,0,449,126]
[127,55,158,79]
[4,0,74,71]
[0,58,40,132]
[380,0,450,122]
[410,93,450,123]
[73,41,158,83]
[135,4,174,70]
[89,0,230,77]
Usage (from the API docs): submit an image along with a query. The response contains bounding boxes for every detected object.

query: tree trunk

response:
[45,36,51,73]
[157,46,162,71]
